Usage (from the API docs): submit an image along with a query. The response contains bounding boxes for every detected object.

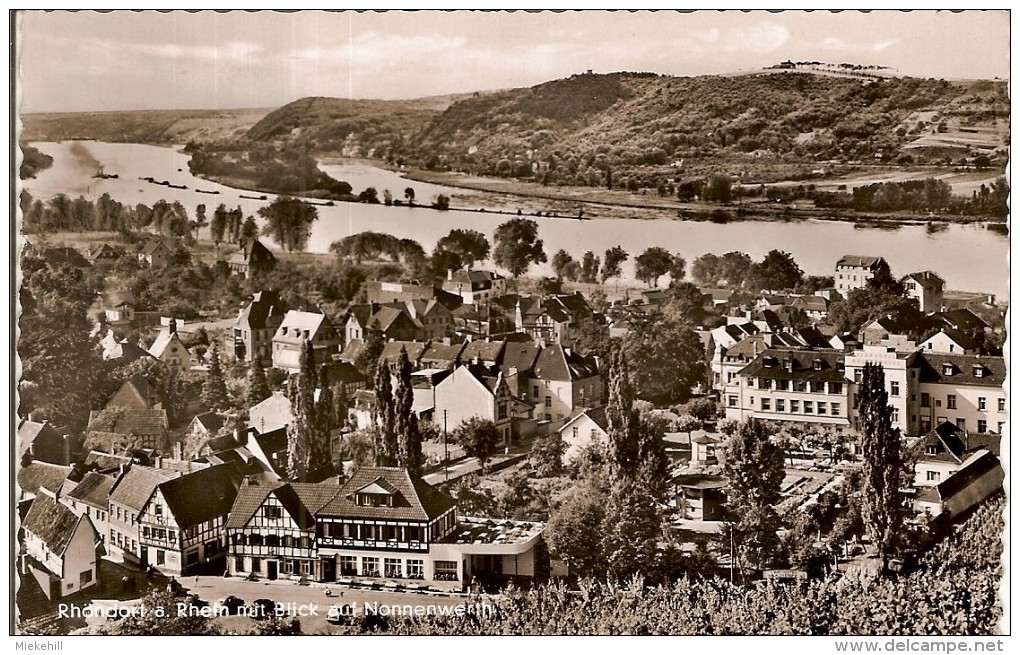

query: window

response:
[890,382,900,397]
[265,535,280,547]
[818,403,827,416]
[831,403,840,416]
[891,409,899,423]
[977,420,987,433]
[926,471,940,482]
[804,402,813,414]
[544,397,552,408]
[947,395,957,410]
[776,399,785,413]
[921,393,930,408]
[407,559,424,580]
[340,556,358,576]
[533,385,540,399]
[978,397,987,410]
[761,398,771,411]
[572,427,579,439]
[266,506,282,519]
[956,418,966,430]
[362,557,380,577]
[776,380,789,391]
[794,380,806,392]
[299,560,311,575]
[830,382,843,395]
[434,560,459,581]
[728,395,738,408]
[80,569,93,586]
[154,505,162,516]
[790,400,800,413]
[998,398,1006,412]
[252,558,262,573]
[235,557,245,573]
[156,550,165,565]
[385,558,402,578]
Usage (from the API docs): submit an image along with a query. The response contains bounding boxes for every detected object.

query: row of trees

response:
[552,246,686,288]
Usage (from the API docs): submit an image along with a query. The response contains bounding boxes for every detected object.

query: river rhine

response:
[21,141,1009,299]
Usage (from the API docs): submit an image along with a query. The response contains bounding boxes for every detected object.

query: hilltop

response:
[20,107,272,145]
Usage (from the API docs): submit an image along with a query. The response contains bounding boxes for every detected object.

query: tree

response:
[210,203,228,244]
[374,361,397,466]
[434,229,490,270]
[493,218,546,277]
[394,347,423,476]
[354,320,385,376]
[668,254,687,286]
[545,481,608,575]
[704,174,733,203]
[622,315,706,402]
[750,249,803,291]
[634,247,673,287]
[604,349,641,477]
[721,418,787,573]
[828,286,928,340]
[18,258,106,430]
[600,246,628,284]
[858,363,908,563]
[529,430,565,476]
[601,473,663,580]
[258,197,319,252]
[433,194,451,210]
[202,342,230,412]
[287,340,326,480]
[452,417,500,474]
[241,216,259,240]
[579,251,601,284]
[551,249,575,280]
[404,187,416,205]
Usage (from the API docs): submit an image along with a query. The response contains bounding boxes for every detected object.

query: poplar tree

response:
[374,361,396,466]
[858,362,907,563]
[394,347,423,476]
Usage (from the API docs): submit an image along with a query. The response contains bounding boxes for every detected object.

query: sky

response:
[15,9,1011,113]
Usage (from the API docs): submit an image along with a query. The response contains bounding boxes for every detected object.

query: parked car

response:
[249,598,277,620]
[216,595,245,615]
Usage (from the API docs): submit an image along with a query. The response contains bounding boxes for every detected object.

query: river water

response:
[21,141,1009,299]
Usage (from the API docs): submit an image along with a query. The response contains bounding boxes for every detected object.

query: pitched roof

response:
[109,465,176,510]
[338,338,366,364]
[420,341,466,366]
[84,450,132,473]
[23,492,89,557]
[18,420,64,458]
[532,345,599,381]
[318,466,457,522]
[228,239,276,267]
[932,309,989,332]
[224,479,280,530]
[275,310,330,342]
[500,340,541,376]
[39,247,92,269]
[250,427,290,477]
[915,353,1005,387]
[933,451,1002,501]
[836,255,884,268]
[903,270,945,290]
[248,393,293,433]
[561,405,610,434]
[379,340,427,367]
[67,471,117,509]
[373,305,418,332]
[235,289,286,330]
[108,375,158,410]
[922,328,979,352]
[88,409,169,435]
[138,240,170,255]
[148,329,188,359]
[157,463,243,529]
[738,348,848,383]
[191,412,225,434]
[459,339,506,364]
[17,462,72,497]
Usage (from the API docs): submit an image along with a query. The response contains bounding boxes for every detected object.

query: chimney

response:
[155,455,163,469]
[174,441,183,460]
[447,269,454,281]
[785,357,795,373]
[169,318,177,334]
